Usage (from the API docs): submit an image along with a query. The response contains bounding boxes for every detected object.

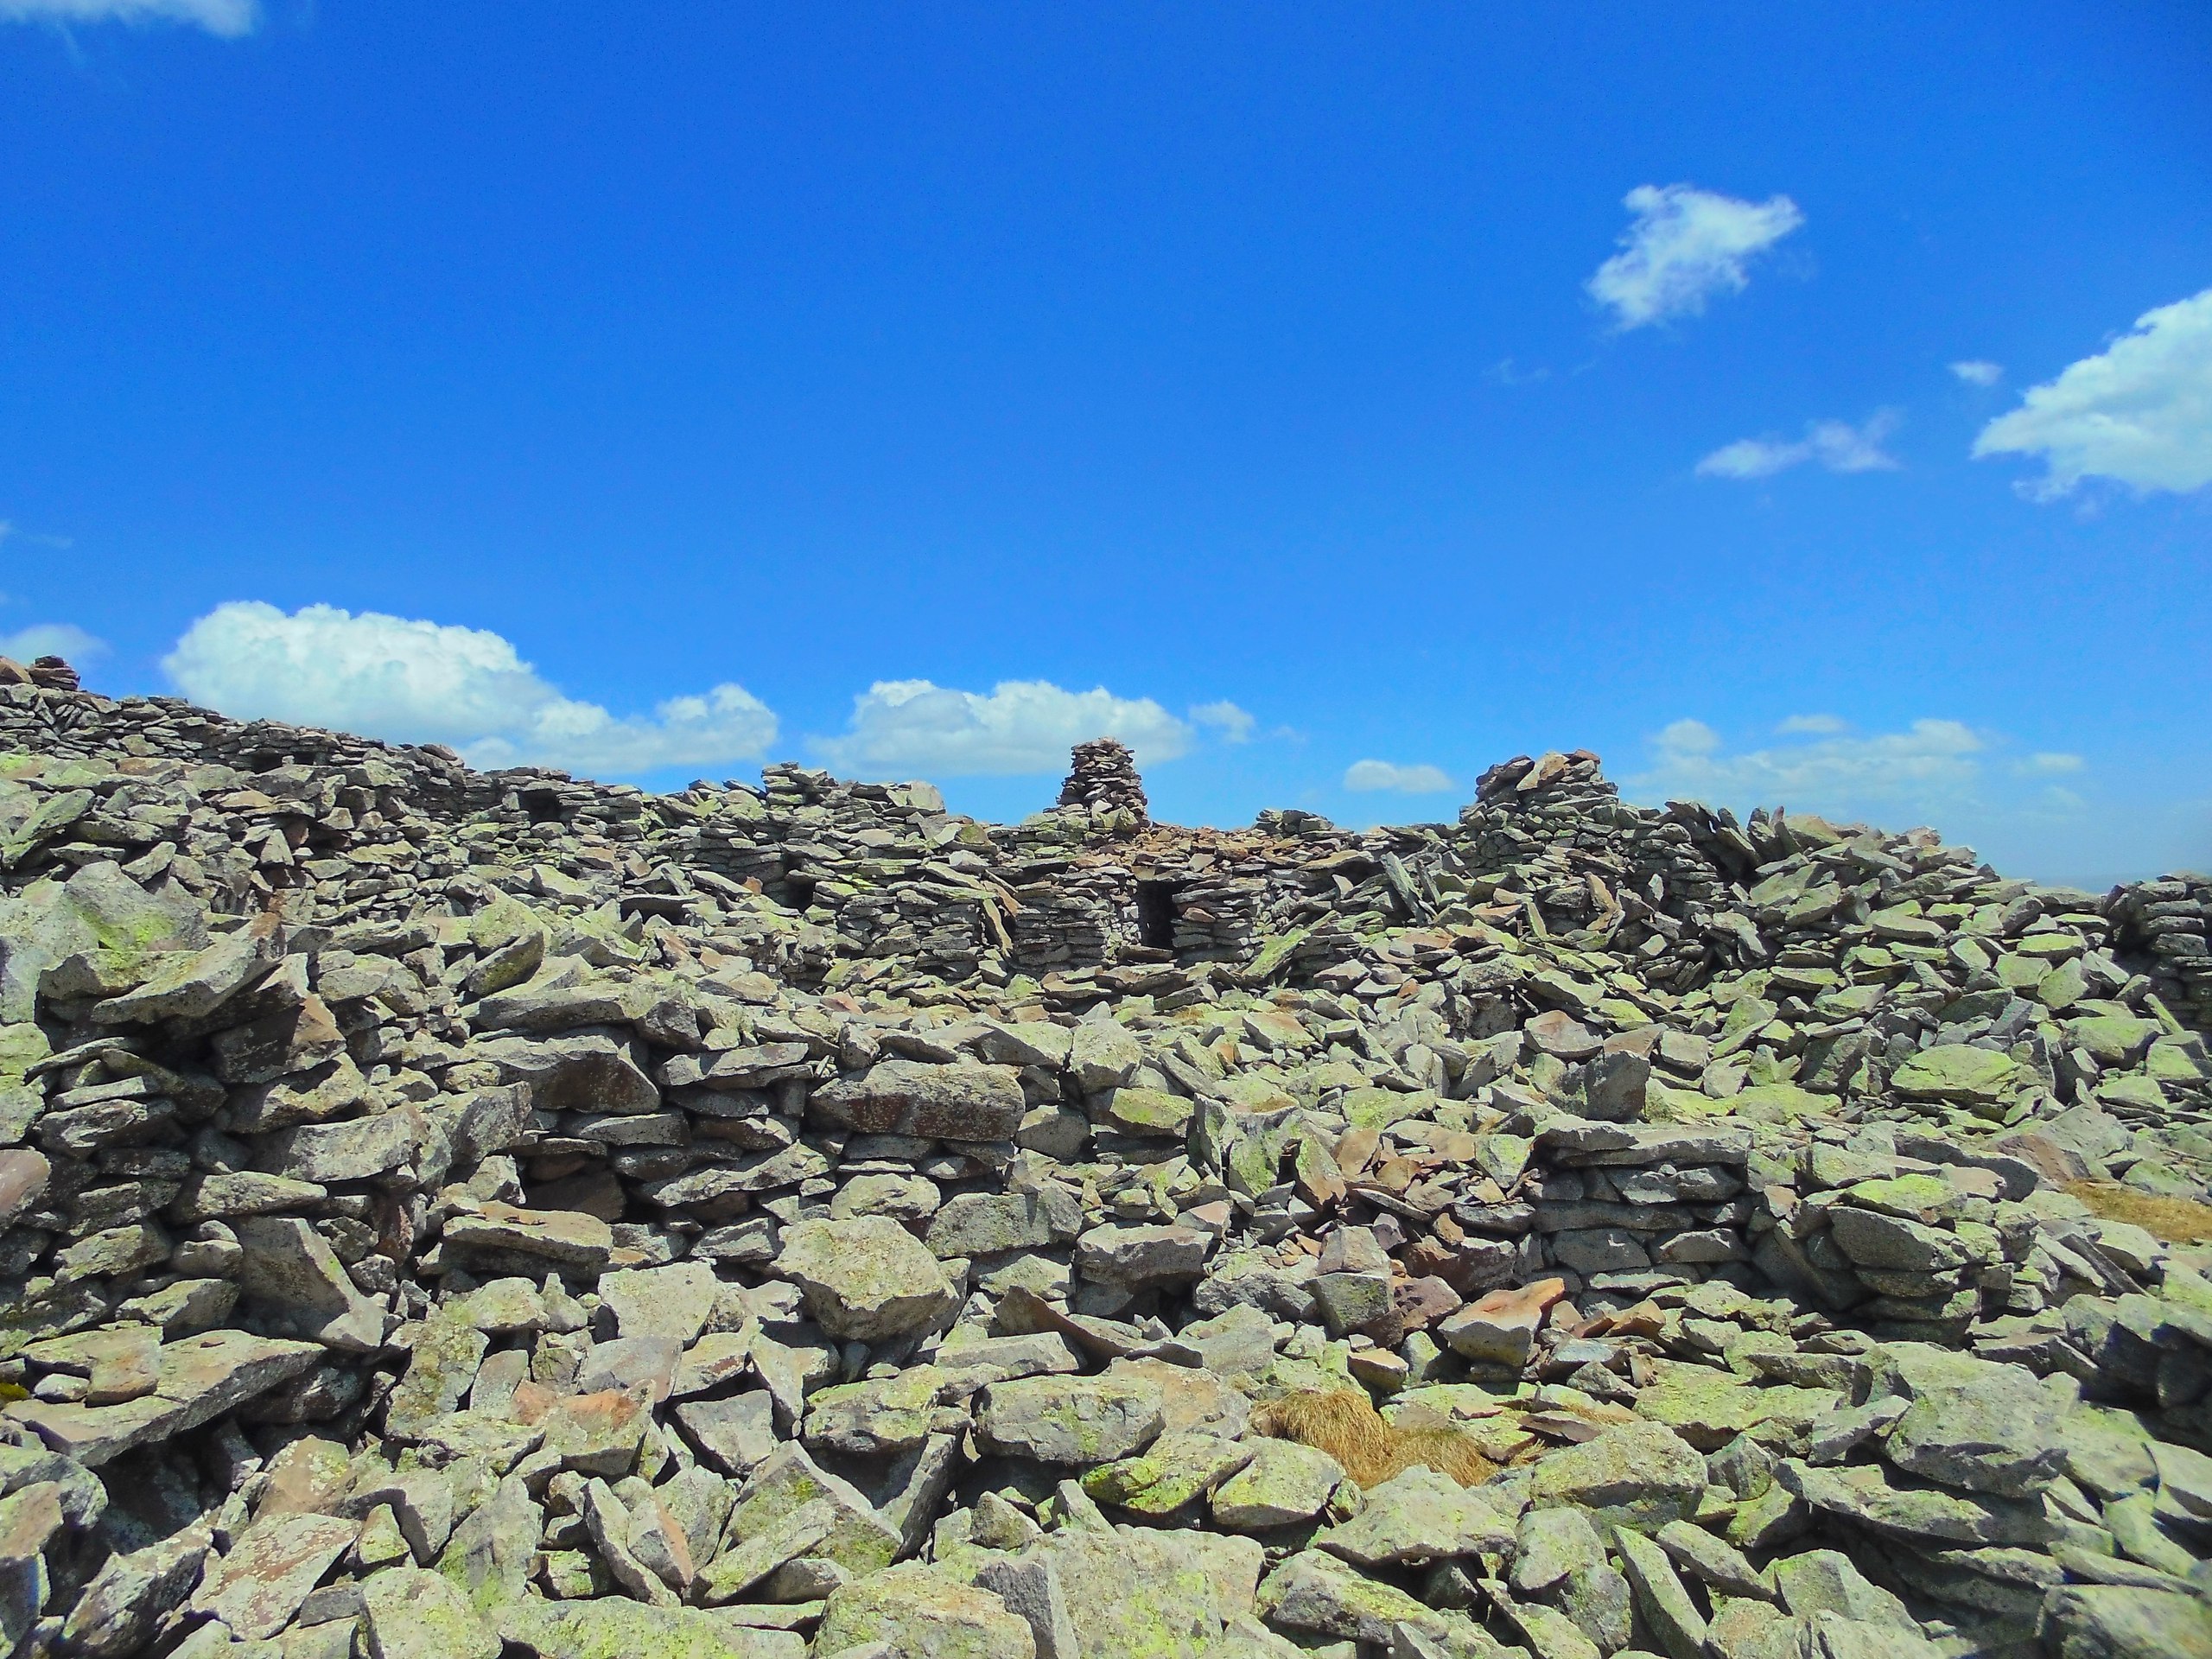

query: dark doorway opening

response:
[1135,880,1180,951]
[521,790,565,823]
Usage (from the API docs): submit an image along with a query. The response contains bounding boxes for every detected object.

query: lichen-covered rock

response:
[359,1567,500,1659]
[1529,1421,1707,1532]
[977,1374,1166,1465]
[3,678,2211,1659]
[816,1563,1037,1659]
[775,1217,957,1342]
[1211,1440,1348,1530]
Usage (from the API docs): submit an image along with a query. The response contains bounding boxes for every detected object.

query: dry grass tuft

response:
[2065,1179,2212,1244]
[1250,1389,1497,1489]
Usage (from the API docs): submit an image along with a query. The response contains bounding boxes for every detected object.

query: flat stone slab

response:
[2,1330,321,1465]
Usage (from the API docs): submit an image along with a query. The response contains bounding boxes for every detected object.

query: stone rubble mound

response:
[1054,741,1148,832]
[0,659,2209,1659]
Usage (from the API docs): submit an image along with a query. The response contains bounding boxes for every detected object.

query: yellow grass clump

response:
[2064,1179,2212,1245]
[1250,1389,1497,1489]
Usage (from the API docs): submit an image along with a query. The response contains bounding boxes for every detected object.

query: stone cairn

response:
[0,655,2206,1659]
[1055,740,1148,824]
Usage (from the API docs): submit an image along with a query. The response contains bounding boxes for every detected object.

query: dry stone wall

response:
[0,668,2209,1659]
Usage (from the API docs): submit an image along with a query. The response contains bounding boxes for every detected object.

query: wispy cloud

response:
[1586,183,1804,331]
[1950,360,2004,387]
[1486,358,1552,387]
[165,601,776,777]
[1636,715,1986,816]
[1696,411,1900,480]
[1344,760,1454,794]
[817,679,1191,779]
[0,0,256,34]
[1974,286,2212,499]
[0,622,108,664]
[1190,700,1256,744]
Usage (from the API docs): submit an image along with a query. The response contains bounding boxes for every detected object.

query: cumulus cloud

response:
[1973,287,2212,499]
[1190,701,1256,744]
[1950,360,2004,387]
[1625,717,2153,879]
[0,0,255,32]
[1637,716,1984,815]
[1586,183,1804,330]
[0,623,107,664]
[163,601,776,777]
[1344,760,1455,794]
[816,679,1192,779]
[1696,411,1900,480]
[1777,713,1846,735]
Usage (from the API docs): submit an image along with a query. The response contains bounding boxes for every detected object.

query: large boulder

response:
[1032,1523,1265,1659]
[1867,1344,2069,1497]
[810,1058,1026,1141]
[816,1562,1037,1659]
[776,1217,957,1342]
[1314,1465,1514,1567]
[978,1375,1166,1465]
[1529,1421,1707,1533]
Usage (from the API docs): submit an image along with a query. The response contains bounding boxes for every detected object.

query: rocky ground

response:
[2,655,2211,1659]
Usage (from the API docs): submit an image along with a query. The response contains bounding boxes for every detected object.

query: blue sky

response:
[3,3,2208,885]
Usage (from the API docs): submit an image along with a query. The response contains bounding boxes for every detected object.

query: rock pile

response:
[1055,742,1147,830]
[0,661,2209,1659]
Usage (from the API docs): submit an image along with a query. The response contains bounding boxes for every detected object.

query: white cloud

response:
[163,601,776,777]
[1190,701,1256,744]
[1636,716,1986,818]
[0,623,107,664]
[816,679,1192,779]
[1776,713,1846,734]
[1973,287,2212,498]
[1344,760,1455,794]
[1626,719,2177,883]
[0,0,254,32]
[1586,183,1804,330]
[1950,360,2004,387]
[1697,412,1899,480]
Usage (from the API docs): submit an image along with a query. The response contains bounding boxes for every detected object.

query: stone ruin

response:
[1054,740,1148,830]
[0,656,2209,1659]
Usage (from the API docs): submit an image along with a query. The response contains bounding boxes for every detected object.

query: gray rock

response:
[776,1217,956,1342]
[599,1262,720,1343]
[810,1058,1026,1141]
[1529,1421,1707,1532]
[1257,1549,1444,1646]
[816,1563,1036,1659]
[1033,1523,1263,1659]
[1612,1527,1707,1659]
[1315,1465,1514,1567]
[191,1512,359,1640]
[1075,1223,1211,1287]
[1512,1505,1605,1594]
[1868,1343,2068,1497]
[358,1567,499,1659]
[253,1111,416,1184]
[1211,1440,1347,1531]
[235,1217,385,1353]
[977,1374,1165,1465]
[2040,1584,2212,1659]
[505,1593,805,1659]
[675,1392,779,1477]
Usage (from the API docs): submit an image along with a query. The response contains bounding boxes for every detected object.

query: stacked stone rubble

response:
[0,666,2207,1659]
[1054,740,1148,828]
